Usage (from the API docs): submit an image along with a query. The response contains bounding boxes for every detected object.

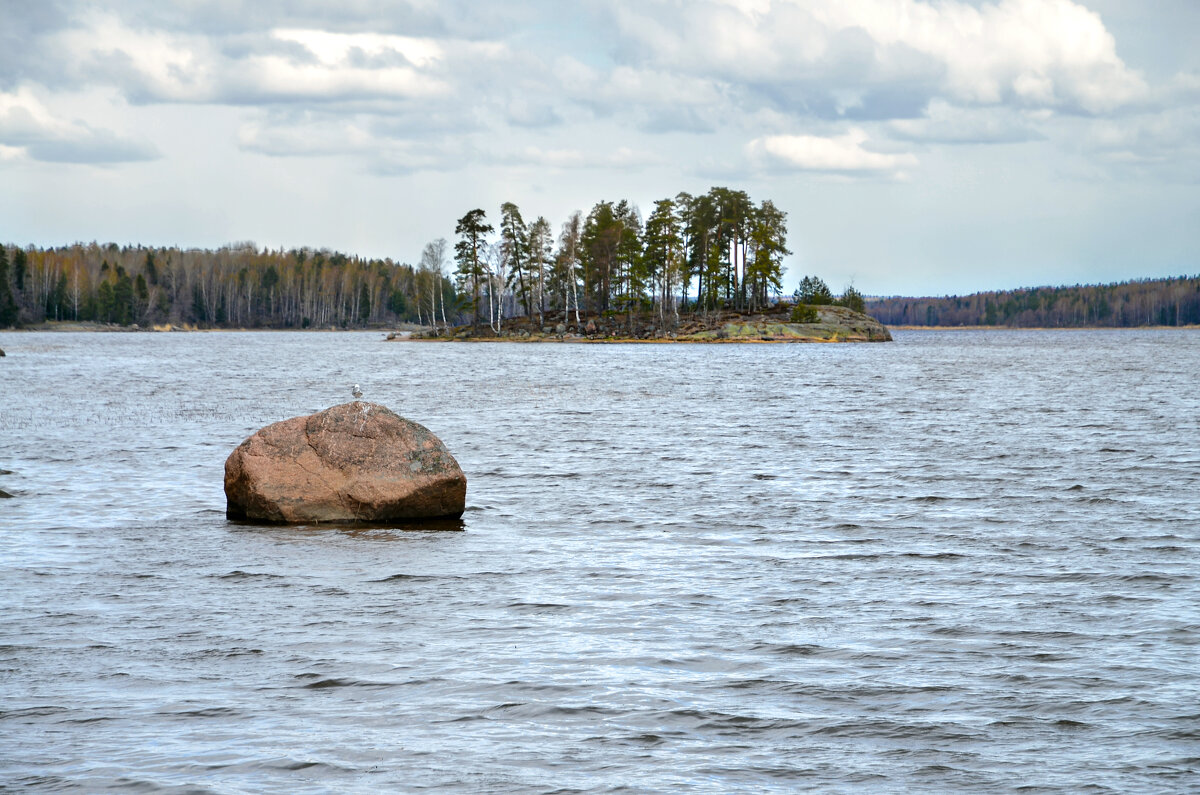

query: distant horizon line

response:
[865,273,1200,302]
[2,239,1194,302]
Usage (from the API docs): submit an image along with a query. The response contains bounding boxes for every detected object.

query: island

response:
[398,303,891,343]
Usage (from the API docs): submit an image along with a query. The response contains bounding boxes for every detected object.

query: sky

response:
[1,0,1197,296]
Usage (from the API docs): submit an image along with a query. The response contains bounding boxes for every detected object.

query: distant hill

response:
[867,275,1200,328]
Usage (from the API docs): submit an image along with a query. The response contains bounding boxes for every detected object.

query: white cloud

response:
[0,85,158,163]
[49,14,462,105]
[747,128,917,174]
[611,0,1148,115]
[271,30,444,69]
[54,12,214,102]
[1077,107,1200,181]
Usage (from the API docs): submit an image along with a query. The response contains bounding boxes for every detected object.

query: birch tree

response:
[527,216,552,325]
[556,211,583,324]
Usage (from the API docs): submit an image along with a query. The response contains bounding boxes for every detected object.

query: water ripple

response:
[1,329,1198,793]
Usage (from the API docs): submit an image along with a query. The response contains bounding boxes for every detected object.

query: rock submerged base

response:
[224,402,466,524]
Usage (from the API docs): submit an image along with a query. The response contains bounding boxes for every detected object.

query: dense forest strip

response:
[867,276,1200,328]
[0,186,799,331]
[450,188,791,335]
[0,241,454,330]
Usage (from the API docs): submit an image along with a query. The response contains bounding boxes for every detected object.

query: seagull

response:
[351,384,363,399]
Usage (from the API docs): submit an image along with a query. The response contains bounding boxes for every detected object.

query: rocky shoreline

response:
[397,305,892,343]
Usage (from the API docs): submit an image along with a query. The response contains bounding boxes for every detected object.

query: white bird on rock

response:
[351,384,363,399]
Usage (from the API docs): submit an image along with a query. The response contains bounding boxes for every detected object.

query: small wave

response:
[260,758,354,773]
[161,707,241,718]
[481,702,623,720]
[750,642,833,657]
[300,677,393,690]
[1,706,70,719]
[506,601,573,612]
[369,573,463,583]
[58,715,114,725]
[215,570,285,581]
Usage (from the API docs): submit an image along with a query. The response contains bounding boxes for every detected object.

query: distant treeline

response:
[868,276,1200,328]
[0,185,793,331]
[0,241,455,329]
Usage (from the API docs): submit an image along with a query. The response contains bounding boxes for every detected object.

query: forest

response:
[451,187,789,333]
[0,240,453,330]
[0,187,790,331]
[867,276,1200,328]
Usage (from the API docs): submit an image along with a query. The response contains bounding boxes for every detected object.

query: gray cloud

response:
[25,128,159,164]
[1076,106,1200,182]
[0,0,69,89]
[888,102,1047,144]
[0,87,160,164]
[603,0,1149,116]
[503,100,563,129]
[637,106,716,135]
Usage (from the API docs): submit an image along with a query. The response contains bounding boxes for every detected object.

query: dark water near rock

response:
[1,329,1198,793]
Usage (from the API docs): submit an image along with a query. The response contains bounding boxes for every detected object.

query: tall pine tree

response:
[454,209,493,328]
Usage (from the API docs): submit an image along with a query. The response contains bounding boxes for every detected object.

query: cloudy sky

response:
[2,0,1197,295]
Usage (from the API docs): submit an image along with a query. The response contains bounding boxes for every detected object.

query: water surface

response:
[1,329,1197,792]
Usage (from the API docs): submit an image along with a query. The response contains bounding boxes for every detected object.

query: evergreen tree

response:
[0,247,17,326]
[581,201,621,313]
[499,202,531,318]
[454,209,493,328]
[99,281,117,323]
[112,265,134,325]
[144,250,158,286]
[612,200,643,327]
[643,198,684,322]
[837,284,865,313]
[13,248,27,292]
[710,187,753,306]
[745,200,789,310]
[135,273,150,321]
[358,282,371,323]
[795,275,833,305]
[527,216,553,323]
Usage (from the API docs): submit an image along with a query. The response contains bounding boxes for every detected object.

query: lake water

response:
[1,329,1198,793]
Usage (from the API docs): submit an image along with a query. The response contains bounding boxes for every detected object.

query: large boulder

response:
[225,402,466,523]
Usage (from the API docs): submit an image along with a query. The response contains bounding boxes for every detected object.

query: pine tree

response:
[454,209,493,328]
[0,247,18,327]
[795,275,833,305]
[358,282,371,323]
[745,200,789,310]
[499,202,531,318]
